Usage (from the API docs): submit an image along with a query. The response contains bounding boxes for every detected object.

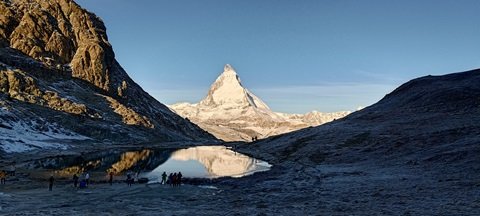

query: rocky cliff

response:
[0,0,215,154]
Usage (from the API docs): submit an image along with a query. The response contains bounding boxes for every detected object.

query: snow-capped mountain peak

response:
[223,64,235,73]
[170,64,351,141]
[199,64,270,110]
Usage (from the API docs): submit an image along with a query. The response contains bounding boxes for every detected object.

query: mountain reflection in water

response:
[147,146,271,179]
[31,146,271,180]
[32,149,172,178]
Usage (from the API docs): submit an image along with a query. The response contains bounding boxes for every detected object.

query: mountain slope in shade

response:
[170,64,350,141]
[235,69,480,214]
[0,0,215,153]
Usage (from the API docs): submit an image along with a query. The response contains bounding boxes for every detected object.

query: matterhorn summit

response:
[199,64,270,110]
[170,64,350,141]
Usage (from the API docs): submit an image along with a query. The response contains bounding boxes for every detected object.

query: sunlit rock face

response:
[0,0,216,154]
[170,64,351,141]
[171,146,264,178]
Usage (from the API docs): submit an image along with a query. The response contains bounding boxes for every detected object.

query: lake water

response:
[30,145,271,181]
[145,146,271,180]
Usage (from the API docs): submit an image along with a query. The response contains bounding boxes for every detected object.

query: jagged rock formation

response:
[170,64,350,141]
[0,0,215,153]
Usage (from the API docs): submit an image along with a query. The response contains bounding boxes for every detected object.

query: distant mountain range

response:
[170,64,350,141]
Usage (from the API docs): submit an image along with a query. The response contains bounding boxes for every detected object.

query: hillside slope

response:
[0,0,214,154]
[235,69,480,214]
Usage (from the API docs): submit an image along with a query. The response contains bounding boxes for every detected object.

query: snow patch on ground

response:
[0,108,90,153]
[197,185,218,190]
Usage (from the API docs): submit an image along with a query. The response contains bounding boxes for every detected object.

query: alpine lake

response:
[26,146,272,183]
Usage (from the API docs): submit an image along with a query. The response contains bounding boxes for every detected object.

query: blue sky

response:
[77,0,480,113]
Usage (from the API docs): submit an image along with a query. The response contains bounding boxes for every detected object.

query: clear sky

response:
[76,0,480,113]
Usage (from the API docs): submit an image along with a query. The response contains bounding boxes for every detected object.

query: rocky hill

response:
[235,68,480,214]
[170,64,350,141]
[0,0,215,154]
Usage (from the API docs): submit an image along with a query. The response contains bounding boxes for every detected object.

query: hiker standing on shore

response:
[172,173,178,187]
[161,172,167,184]
[168,173,173,186]
[135,171,140,183]
[0,170,6,184]
[109,172,114,185]
[126,173,132,187]
[9,163,15,176]
[85,172,90,186]
[177,172,183,186]
[49,175,54,191]
[73,174,79,188]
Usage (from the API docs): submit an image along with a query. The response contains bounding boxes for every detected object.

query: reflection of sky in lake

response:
[147,146,271,180]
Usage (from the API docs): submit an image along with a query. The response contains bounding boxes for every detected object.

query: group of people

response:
[46,170,184,190]
[47,172,91,191]
[160,171,183,186]
[71,172,91,188]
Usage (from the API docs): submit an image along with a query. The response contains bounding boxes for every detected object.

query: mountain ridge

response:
[0,0,215,154]
[170,64,350,141]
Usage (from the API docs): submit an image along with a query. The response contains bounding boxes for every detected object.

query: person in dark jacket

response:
[126,173,132,187]
[161,172,167,185]
[109,172,114,186]
[168,173,173,186]
[177,172,183,186]
[0,170,6,184]
[49,175,54,191]
[73,174,79,188]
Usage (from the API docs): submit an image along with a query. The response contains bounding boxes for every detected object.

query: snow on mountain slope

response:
[0,105,89,153]
[0,0,215,155]
[200,64,270,110]
[170,64,350,141]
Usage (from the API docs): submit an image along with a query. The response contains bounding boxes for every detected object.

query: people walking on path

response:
[48,175,54,191]
[73,174,79,188]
